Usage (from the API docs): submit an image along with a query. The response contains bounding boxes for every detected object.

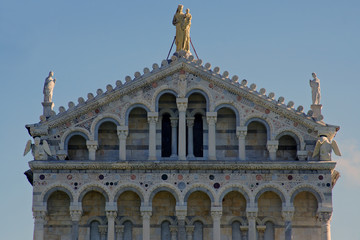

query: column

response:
[70,203,82,240]
[140,206,152,240]
[33,209,46,240]
[236,126,247,160]
[267,140,279,160]
[147,112,158,160]
[246,209,258,240]
[115,225,124,240]
[98,225,108,240]
[206,112,217,160]
[282,210,294,240]
[185,225,194,240]
[257,225,266,240]
[117,126,128,161]
[240,226,249,240]
[177,98,188,160]
[106,210,117,240]
[170,225,178,240]
[170,117,178,158]
[176,205,187,240]
[211,207,222,240]
[318,212,332,240]
[86,140,98,160]
[187,117,195,159]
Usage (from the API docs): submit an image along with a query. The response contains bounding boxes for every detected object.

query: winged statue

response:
[312,135,341,161]
[23,137,52,160]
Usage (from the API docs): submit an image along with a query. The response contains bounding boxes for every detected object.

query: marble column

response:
[98,225,108,240]
[187,117,195,159]
[147,112,158,160]
[246,210,258,240]
[318,212,332,240]
[206,112,217,160]
[140,206,152,240]
[185,225,194,240]
[240,226,249,240]
[86,140,98,160]
[177,98,188,160]
[106,211,117,240]
[267,140,279,160]
[33,209,46,240]
[70,204,82,240]
[257,225,266,240]
[236,126,247,160]
[211,208,222,240]
[115,225,124,240]
[176,205,187,240]
[170,225,178,240]
[117,126,128,161]
[282,210,294,240]
[170,118,178,158]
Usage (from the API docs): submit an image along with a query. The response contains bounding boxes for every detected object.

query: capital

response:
[33,210,47,220]
[187,117,195,127]
[282,210,294,221]
[246,210,258,220]
[70,209,82,222]
[317,211,332,223]
[176,98,188,112]
[98,225,108,235]
[266,140,279,152]
[106,210,117,219]
[185,225,195,234]
[117,126,129,139]
[86,140,98,151]
[211,210,222,220]
[170,117,178,127]
[206,112,217,125]
[170,225,178,233]
[236,126,248,138]
[115,225,124,233]
[147,112,159,123]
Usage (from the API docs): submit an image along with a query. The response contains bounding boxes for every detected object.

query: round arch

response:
[113,185,145,203]
[77,185,110,202]
[254,185,287,204]
[275,130,304,150]
[43,185,74,203]
[245,117,271,140]
[218,186,251,206]
[116,216,136,225]
[61,128,90,150]
[92,117,121,140]
[184,185,215,203]
[290,186,323,204]
[228,216,247,226]
[214,103,240,126]
[186,89,210,111]
[154,89,179,112]
[148,185,181,205]
[125,104,150,125]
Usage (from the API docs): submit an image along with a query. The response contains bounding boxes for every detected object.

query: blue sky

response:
[1,1,359,239]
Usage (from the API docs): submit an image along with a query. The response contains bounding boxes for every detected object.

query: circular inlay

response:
[213,183,220,189]
[39,175,45,180]
[265,109,270,114]
[74,182,78,186]
[99,175,104,180]
[256,175,262,181]
[67,175,72,180]
[178,175,183,180]
[318,175,324,180]
[161,174,168,180]
[327,183,331,187]
[178,182,186,190]
[209,175,215,180]
[288,175,293,180]
[225,175,230,180]
[131,174,136,180]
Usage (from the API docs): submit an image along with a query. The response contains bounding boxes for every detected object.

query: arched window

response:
[127,107,149,159]
[90,221,100,240]
[246,121,268,160]
[264,221,275,240]
[96,121,119,160]
[232,221,241,240]
[123,221,133,240]
[277,135,297,160]
[161,221,171,240]
[193,113,203,157]
[67,135,88,160]
[193,221,203,240]
[161,113,172,157]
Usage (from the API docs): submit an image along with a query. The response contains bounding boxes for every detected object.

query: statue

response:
[312,135,341,161]
[43,71,56,102]
[23,137,52,160]
[172,5,192,52]
[309,72,320,105]
[181,9,192,52]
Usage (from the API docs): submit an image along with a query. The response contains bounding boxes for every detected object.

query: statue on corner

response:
[309,72,320,105]
[312,135,341,161]
[43,71,56,102]
[23,137,52,160]
[172,5,192,53]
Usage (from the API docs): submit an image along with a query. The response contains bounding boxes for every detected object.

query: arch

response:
[254,184,287,204]
[61,127,90,150]
[154,89,179,112]
[189,108,206,118]
[77,184,110,202]
[148,185,181,205]
[289,185,324,204]
[275,129,304,150]
[113,184,145,203]
[157,216,177,225]
[186,216,207,225]
[214,103,240,126]
[260,216,278,225]
[87,216,106,225]
[218,186,251,205]
[91,115,121,140]
[125,103,150,125]
[245,117,271,140]
[186,88,210,111]
[184,185,215,203]
[159,108,177,118]
[41,184,75,203]
[228,216,247,226]
[116,216,136,225]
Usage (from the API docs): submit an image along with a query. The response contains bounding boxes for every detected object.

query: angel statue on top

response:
[312,135,341,161]
[23,137,52,160]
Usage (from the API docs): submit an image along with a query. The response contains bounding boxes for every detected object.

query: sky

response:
[1,0,359,239]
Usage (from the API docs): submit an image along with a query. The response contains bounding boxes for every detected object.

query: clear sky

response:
[1,0,359,239]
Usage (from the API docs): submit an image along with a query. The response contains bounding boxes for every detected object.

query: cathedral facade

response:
[25,50,340,240]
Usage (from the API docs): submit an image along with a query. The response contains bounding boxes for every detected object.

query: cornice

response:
[29,160,336,171]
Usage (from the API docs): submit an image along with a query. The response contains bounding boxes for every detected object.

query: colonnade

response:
[32,204,333,240]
